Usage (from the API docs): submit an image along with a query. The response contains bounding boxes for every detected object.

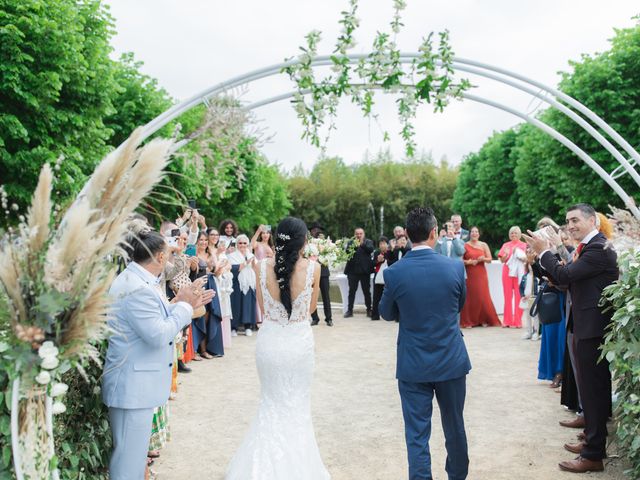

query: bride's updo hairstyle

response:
[274,217,308,316]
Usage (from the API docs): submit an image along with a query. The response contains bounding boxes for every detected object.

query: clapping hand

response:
[522,230,550,255]
[175,277,215,309]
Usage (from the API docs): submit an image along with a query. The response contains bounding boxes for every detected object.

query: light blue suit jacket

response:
[379,248,471,383]
[102,262,193,409]
[434,237,465,260]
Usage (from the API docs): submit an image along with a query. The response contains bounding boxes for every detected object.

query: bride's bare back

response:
[254,257,321,319]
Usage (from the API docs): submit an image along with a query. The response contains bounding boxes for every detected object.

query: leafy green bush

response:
[603,249,640,479]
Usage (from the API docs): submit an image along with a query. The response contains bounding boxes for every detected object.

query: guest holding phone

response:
[219,219,239,254]
[251,224,275,260]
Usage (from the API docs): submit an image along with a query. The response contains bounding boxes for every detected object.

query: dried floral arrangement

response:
[0,128,173,478]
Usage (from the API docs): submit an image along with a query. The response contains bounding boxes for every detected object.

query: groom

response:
[379,206,471,480]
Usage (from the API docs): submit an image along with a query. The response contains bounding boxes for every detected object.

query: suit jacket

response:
[102,262,193,409]
[539,232,618,340]
[434,237,465,260]
[456,228,470,242]
[344,238,375,275]
[379,248,471,382]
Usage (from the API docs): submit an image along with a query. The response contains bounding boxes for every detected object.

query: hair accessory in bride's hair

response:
[277,233,291,241]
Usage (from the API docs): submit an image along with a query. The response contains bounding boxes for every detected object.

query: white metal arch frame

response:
[138,53,640,219]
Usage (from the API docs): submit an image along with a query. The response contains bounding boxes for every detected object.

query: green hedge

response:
[603,249,640,478]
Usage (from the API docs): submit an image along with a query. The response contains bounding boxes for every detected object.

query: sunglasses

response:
[237,242,248,245]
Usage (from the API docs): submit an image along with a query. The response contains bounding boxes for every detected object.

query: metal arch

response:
[136,53,640,217]
[237,87,640,219]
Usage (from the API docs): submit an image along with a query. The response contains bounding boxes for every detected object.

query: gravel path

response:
[153,314,627,479]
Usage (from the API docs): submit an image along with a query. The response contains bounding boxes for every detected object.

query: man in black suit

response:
[309,222,333,326]
[344,227,374,318]
[525,203,618,474]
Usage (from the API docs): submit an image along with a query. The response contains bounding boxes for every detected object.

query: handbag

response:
[529,281,562,325]
[375,261,387,285]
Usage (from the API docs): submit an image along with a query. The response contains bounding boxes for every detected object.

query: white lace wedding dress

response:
[225,259,331,480]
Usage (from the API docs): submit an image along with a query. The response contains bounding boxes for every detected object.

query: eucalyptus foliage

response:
[283,0,470,157]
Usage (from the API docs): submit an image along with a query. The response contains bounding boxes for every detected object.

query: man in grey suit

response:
[102,229,214,479]
[435,222,466,260]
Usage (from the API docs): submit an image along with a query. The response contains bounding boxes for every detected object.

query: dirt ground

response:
[154,314,628,479]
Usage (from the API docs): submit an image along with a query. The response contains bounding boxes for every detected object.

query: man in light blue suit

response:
[102,230,214,479]
[380,207,471,480]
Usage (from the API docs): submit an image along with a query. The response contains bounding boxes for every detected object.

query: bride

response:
[226,217,331,480]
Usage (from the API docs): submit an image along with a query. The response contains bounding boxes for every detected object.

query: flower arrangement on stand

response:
[0,128,174,479]
[303,236,356,269]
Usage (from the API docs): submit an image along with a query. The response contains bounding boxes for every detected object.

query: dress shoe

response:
[343,311,353,318]
[371,316,380,320]
[558,456,604,473]
[564,442,586,454]
[559,416,586,428]
[178,360,191,373]
[366,309,372,318]
[311,318,319,326]
[325,319,333,326]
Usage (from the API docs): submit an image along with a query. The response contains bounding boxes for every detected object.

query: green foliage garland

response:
[283,0,470,157]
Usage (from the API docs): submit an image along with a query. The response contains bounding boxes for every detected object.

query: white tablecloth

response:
[333,260,505,315]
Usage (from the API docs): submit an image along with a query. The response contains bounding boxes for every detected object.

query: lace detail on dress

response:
[260,259,315,325]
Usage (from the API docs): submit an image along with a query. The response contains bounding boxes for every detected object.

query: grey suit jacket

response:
[102,262,193,409]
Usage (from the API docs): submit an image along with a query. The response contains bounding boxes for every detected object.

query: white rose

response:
[38,341,59,360]
[50,383,69,397]
[35,371,51,385]
[41,356,59,370]
[51,402,66,415]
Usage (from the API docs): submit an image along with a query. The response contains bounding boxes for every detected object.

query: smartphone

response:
[229,241,236,248]
[185,244,196,256]
[170,228,181,237]
[188,199,197,209]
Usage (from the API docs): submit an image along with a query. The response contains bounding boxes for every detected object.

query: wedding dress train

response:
[225,259,330,480]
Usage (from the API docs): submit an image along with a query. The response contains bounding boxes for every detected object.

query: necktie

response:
[577,243,585,256]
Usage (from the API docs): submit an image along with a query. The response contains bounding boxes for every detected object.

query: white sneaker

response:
[231,330,238,337]
[531,333,540,341]
[245,328,253,337]
[522,332,532,340]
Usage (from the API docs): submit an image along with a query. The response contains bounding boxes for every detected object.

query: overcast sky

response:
[104,1,638,172]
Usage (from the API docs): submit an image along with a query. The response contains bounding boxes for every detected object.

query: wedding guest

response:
[102,229,213,480]
[520,247,540,340]
[371,236,391,321]
[219,219,238,253]
[451,214,470,242]
[388,234,409,266]
[209,235,234,347]
[207,227,221,253]
[309,221,333,327]
[391,225,412,249]
[460,227,501,328]
[532,218,567,388]
[251,224,275,260]
[525,203,618,473]
[343,227,374,318]
[498,226,527,327]
[435,222,465,260]
[229,234,257,335]
[191,232,215,359]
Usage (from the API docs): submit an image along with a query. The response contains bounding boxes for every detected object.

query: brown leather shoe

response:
[559,416,586,428]
[558,456,604,473]
[564,442,586,454]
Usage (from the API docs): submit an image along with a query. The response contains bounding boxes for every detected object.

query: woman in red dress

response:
[460,227,501,328]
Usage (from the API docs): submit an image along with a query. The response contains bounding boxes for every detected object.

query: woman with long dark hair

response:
[226,217,330,479]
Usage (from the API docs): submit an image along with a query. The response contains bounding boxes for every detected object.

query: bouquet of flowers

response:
[303,236,355,268]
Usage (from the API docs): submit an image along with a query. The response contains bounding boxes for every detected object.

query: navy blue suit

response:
[379,247,471,480]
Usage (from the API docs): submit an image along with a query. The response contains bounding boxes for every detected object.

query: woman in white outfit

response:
[226,217,331,480]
